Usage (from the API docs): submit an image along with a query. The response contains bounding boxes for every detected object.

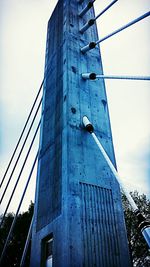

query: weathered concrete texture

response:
[30,0,131,266]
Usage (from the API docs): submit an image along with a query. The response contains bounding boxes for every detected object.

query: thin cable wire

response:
[20,216,34,267]
[96,11,150,44]
[91,132,138,211]
[79,0,117,33]
[95,0,117,20]
[0,80,43,188]
[0,98,42,204]
[81,11,150,53]
[82,73,150,81]
[91,131,150,247]
[96,74,150,80]
[0,57,53,191]
[0,121,41,228]
[79,0,96,17]
[0,152,38,265]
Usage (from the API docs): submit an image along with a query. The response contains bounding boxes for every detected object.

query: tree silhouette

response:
[122,191,150,267]
[0,192,149,266]
[0,202,33,267]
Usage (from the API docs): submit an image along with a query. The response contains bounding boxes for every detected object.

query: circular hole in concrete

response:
[71,107,76,114]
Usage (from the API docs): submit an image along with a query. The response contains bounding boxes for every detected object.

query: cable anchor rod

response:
[79,0,95,17]
[81,11,150,53]
[82,116,150,248]
[80,0,117,33]
[82,73,150,81]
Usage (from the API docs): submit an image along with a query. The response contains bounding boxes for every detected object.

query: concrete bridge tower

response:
[30,1,131,266]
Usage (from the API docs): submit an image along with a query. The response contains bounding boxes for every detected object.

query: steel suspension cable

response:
[91,127,150,247]
[20,216,34,267]
[0,98,42,204]
[79,0,96,17]
[0,58,54,191]
[96,11,150,44]
[0,152,38,264]
[0,120,41,228]
[80,0,117,33]
[81,11,150,53]
[82,73,150,81]
[95,0,117,20]
[83,116,150,248]
[0,80,43,188]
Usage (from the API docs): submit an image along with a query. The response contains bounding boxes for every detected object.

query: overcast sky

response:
[0,0,150,214]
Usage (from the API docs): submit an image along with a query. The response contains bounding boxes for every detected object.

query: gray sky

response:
[0,0,150,213]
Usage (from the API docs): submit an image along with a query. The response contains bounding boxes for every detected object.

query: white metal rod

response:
[82,73,150,81]
[80,42,96,53]
[80,0,117,33]
[95,75,150,81]
[80,19,95,33]
[83,116,91,127]
[91,132,138,211]
[81,43,94,53]
[79,0,95,17]
[82,73,96,79]
[142,227,150,247]
[95,0,118,20]
[81,11,150,52]
[80,43,93,53]
[96,11,150,44]
[83,116,150,247]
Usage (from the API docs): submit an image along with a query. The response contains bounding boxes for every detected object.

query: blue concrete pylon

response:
[30,1,131,266]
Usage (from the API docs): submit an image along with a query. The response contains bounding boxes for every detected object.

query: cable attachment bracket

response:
[82,116,94,133]
[79,1,95,17]
[134,210,150,247]
[80,19,95,33]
